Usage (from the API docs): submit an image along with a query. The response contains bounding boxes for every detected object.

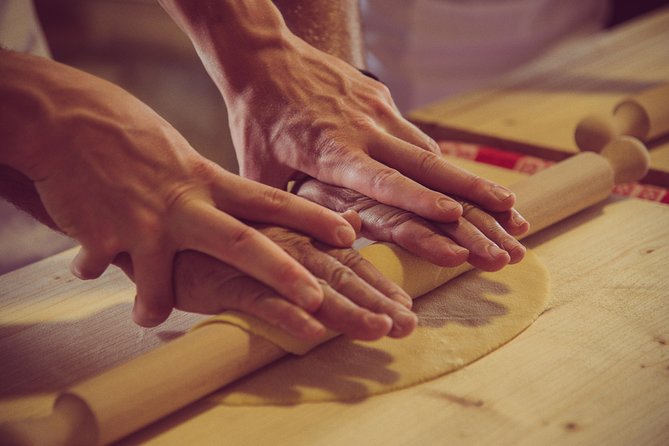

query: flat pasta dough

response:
[204,248,549,405]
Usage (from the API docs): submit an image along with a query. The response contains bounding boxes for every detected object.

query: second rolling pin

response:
[575,83,669,153]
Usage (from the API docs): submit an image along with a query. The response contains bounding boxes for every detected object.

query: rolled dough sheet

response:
[206,249,549,405]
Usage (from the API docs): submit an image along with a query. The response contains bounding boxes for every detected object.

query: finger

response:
[339,209,362,236]
[70,246,114,280]
[314,283,394,341]
[384,114,442,155]
[438,217,511,272]
[297,181,468,267]
[177,202,324,312]
[213,175,356,247]
[354,201,469,268]
[368,133,516,212]
[304,246,417,338]
[493,208,531,238]
[229,282,327,341]
[131,248,175,327]
[332,153,463,222]
[173,250,325,339]
[296,179,363,213]
[324,245,413,310]
[459,205,527,264]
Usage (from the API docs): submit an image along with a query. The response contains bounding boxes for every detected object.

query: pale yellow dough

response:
[201,244,549,405]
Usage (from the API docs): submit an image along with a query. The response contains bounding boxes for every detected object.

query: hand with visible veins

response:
[161,0,521,235]
[0,50,357,328]
[295,179,530,272]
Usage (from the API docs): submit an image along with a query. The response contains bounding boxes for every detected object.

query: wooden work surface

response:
[409,7,669,187]
[1,158,668,445]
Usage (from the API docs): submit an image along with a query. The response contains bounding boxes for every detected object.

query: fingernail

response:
[509,243,527,261]
[486,244,507,259]
[132,302,168,328]
[512,211,528,227]
[294,318,325,340]
[364,313,392,332]
[393,291,413,309]
[492,185,514,202]
[394,310,418,332]
[438,199,462,216]
[70,263,84,279]
[451,246,469,257]
[296,282,324,311]
[336,225,356,246]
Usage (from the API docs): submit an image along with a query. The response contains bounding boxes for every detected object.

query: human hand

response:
[163,222,418,341]
[161,0,520,251]
[295,179,529,272]
[220,30,518,225]
[1,52,357,328]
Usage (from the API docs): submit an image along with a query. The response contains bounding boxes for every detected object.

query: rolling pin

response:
[0,137,650,446]
[574,83,669,153]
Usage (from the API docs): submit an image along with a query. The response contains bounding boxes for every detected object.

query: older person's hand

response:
[163,222,418,341]
[295,179,530,272]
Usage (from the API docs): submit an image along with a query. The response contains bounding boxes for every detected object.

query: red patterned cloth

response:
[438,141,669,205]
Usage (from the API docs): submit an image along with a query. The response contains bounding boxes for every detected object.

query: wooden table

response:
[409,7,669,186]
[1,156,668,445]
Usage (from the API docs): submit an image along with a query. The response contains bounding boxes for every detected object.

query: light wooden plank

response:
[409,7,669,186]
[1,159,667,445]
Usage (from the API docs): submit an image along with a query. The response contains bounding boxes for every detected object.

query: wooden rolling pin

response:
[575,83,669,153]
[0,137,650,446]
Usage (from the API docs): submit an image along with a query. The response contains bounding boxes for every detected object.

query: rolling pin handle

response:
[575,83,669,152]
[574,105,648,153]
[0,393,97,446]
[574,113,617,153]
[598,136,650,185]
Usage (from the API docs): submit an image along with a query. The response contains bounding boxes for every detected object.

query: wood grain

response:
[1,155,667,445]
[409,7,669,186]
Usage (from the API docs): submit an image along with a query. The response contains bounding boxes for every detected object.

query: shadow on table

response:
[0,303,201,398]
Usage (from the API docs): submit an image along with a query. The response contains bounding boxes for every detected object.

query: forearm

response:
[272,0,365,67]
[158,0,294,97]
[159,1,364,96]
[0,50,55,177]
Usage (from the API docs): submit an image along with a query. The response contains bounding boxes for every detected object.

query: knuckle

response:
[366,95,393,117]
[469,234,492,252]
[262,227,314,261]
[259,186,291,212]
[382,210,416,233]
[369,168,401,194]
[93,236,122,257]
[486,220,505,237]
[466,175,491,195]
[227,225,260,252]
[188,156,218,181]
[415,149,442,175]
[273,258,305,285]
[134,210,163,237]
[239,288,275,313]
[333,248,365,270]
[327,265,357,289]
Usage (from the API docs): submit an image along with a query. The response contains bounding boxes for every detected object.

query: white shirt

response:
[361,0,610,111]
